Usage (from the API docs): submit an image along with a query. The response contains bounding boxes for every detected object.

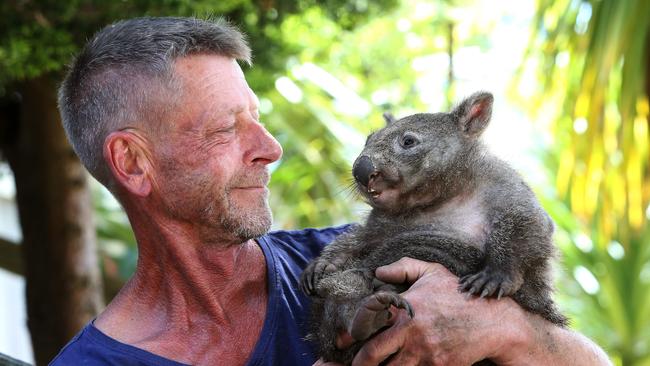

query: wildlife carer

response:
[51,17,611,366]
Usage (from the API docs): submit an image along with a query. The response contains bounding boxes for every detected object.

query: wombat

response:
[300,91,567,365]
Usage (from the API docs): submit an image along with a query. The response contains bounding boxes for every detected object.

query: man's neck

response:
[95,215,268,365]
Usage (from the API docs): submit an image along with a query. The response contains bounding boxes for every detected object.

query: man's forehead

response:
[168,55,258,129]
[173,54,243,78]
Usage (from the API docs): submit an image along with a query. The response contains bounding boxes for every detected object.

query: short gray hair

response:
[58,17,251,189]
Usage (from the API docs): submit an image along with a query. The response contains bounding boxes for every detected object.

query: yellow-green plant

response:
[516,0,650,364]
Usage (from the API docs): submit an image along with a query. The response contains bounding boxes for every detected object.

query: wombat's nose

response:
[353,155,375,187]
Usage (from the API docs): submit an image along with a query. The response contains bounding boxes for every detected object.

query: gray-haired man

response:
[50,17,611,366]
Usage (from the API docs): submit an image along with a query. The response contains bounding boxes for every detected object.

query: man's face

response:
[151,55,283,243]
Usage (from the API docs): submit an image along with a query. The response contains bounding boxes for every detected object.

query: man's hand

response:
[351,257,511,366]
[350,257,612,366]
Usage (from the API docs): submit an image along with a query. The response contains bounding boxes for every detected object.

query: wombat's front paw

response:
[459,267,523,299]
[300,259,341,296]
[349,291,414,341]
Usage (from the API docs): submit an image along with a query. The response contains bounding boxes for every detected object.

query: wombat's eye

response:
[400,133,420,149]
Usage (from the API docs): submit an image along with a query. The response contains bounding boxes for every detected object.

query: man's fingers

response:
[384,352,419,366]
[375,257,434,285]
[351,321,407,366]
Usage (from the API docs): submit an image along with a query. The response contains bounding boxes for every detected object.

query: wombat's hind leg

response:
[459,267,523,299]
[349,291,414,341]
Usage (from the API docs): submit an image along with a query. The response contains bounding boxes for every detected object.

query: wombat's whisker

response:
[340,181,360,200]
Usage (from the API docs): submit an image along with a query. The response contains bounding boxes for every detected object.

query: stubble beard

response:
[199,168,274,243]
[159,167,273,243]
[216,186,273,242]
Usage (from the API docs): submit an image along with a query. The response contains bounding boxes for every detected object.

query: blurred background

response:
[0,0,648,365]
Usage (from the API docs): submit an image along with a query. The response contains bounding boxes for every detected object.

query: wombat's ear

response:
[383,112,397,125]
[452,92,493,137]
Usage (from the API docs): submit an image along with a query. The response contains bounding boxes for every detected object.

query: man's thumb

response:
[375,257,432,285]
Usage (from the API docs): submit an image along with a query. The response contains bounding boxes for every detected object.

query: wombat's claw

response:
[458,269,519,299]
[299,266,313,295]
[349,292,414,341]
[300,260,339,296]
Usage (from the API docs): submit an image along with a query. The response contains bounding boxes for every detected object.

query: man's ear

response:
[104,130,153,197]
[452,91,493,137]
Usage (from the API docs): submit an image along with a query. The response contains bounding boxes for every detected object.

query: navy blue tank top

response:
[49,225,351,366]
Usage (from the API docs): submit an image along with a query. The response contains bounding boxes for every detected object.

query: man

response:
[51,17,611,365]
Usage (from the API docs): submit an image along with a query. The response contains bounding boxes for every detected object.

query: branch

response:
[0,236,23,276]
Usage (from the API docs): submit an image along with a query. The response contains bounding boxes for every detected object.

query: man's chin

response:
[230,223,271,242]
[220,208,272,241]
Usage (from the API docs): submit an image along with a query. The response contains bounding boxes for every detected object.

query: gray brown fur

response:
[300,91,567,364]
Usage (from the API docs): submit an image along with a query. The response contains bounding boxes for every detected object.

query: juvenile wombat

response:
[301,91,567,364]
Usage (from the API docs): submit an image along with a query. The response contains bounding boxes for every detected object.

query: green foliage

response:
[0,0,248,90]
[93,185,139,283]
[0,0,397,93]
[261,0,482,230]
[518,0,650,364]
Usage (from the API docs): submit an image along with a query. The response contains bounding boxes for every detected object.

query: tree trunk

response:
[0,76,104,365]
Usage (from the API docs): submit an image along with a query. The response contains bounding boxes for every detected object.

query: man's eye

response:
[251,109,260,121]
[208,124,235,136]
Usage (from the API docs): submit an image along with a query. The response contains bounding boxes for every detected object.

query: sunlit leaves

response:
[523,0,650,364]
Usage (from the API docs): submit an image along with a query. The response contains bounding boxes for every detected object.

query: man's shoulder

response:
[267,224,354,240]
[49,324,88,366]
[49,322,188,366]
[256,224,354,268]
[264,224,353,251]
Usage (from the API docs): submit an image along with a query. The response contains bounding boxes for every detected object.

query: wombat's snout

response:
[353,155,376,187]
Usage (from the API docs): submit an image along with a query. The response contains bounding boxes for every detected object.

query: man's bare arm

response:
[347,258,611,366]
[500,309,611,366]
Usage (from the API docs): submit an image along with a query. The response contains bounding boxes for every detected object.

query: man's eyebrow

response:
[225,106,260,121]
[194,105,258,127]
[201,106,238,122]
[227,105,245,114]
[224,104,259,115]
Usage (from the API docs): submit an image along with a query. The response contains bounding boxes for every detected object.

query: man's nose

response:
[245,121,283,165]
